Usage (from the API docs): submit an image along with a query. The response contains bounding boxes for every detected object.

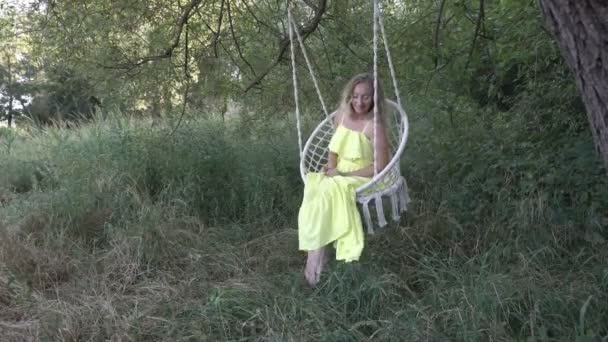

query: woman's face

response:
[350,82,373,116]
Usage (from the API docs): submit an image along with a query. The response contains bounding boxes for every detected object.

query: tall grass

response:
[0,107,606,341]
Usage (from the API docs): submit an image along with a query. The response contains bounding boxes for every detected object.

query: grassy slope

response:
[0,110,606,341]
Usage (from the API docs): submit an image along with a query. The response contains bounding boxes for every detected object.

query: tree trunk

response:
[538,0,608,171]
[7,95,13,128]
[6,53,13,128]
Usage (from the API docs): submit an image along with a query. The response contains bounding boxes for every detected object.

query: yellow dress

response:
[298,121,372,262]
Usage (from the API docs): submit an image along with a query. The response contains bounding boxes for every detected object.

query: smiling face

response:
[350,82,373,116]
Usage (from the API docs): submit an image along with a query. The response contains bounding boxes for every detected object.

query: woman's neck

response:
[349,110,372,121]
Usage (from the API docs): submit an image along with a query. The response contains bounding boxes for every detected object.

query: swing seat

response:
[300,99,411,233]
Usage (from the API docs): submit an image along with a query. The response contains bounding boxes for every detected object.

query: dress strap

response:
[361,119,371,133]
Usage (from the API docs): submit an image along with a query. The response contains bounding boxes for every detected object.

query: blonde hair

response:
[338,73,385,120]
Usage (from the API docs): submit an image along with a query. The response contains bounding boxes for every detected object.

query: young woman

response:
[298,73,389,286]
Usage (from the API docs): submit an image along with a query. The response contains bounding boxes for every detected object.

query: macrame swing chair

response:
[288,0,411,234]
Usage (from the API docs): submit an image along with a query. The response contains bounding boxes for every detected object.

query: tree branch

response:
[433,0,448,68]
[317,25,335,77]
[244,0,327,93]
[226,0,256,76]
[301,0,319,12]
[240,0,280,35]
[464,0,484,72]
[169,23,192,136]
[212,0,225,58]
[102,0,205,70]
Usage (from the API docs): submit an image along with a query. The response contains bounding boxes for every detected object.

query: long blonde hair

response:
[338,73,385,120]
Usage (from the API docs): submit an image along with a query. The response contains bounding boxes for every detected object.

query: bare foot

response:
[305,247,327,286]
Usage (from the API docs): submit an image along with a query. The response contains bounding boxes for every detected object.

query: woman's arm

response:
[327,152,338,169]
[324,152,339,176]
[324,112,342,173]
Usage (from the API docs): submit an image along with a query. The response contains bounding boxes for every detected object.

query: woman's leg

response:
[305,246,328,286]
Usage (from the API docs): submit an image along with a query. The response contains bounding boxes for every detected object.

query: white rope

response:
[288,15,329,117]
[375,194,387,227]
[373,0,379,176]
[288,8,303,155]
[377,3,403,110]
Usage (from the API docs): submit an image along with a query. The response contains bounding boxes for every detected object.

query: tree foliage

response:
[0,0,600,157]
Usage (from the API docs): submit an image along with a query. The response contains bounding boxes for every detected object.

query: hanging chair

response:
[288,1,411,233]
[299,100,410,234]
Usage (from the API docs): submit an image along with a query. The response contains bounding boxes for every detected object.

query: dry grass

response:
[0,189,13,207]
[0,230,73,291]
[1,205,606,341]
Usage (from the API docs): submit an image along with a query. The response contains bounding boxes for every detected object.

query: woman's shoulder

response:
[333,109,345,126]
